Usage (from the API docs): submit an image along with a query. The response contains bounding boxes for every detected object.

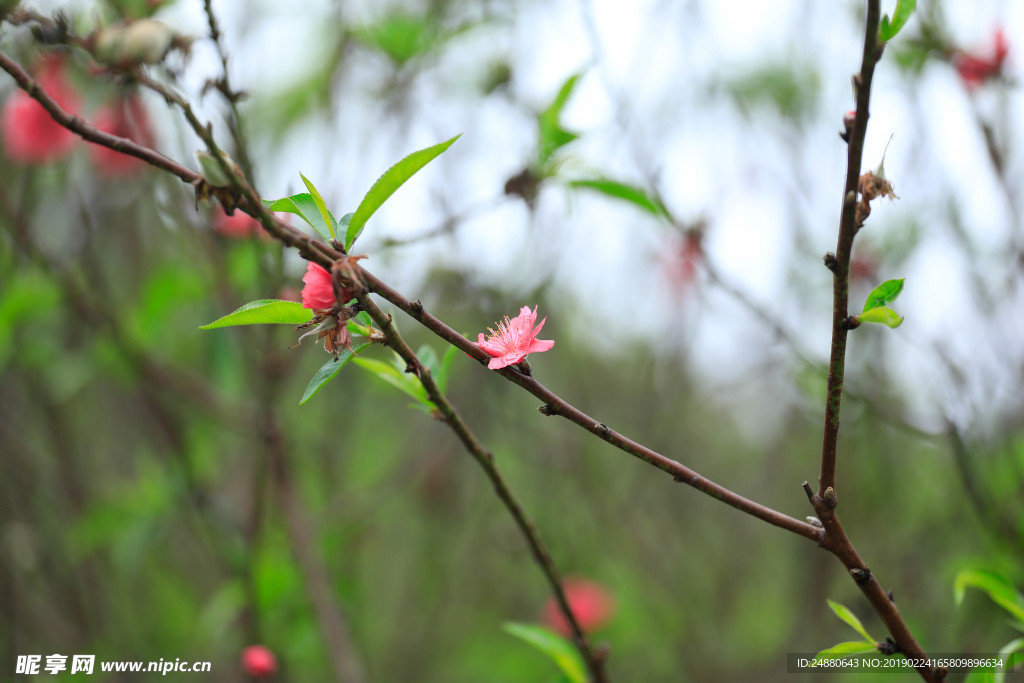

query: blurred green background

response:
[2,0,1024,681]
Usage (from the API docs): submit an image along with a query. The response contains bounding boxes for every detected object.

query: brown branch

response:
[345,271,610,683]
[1,24,944,681]
[808,3,944,681]
[0,51,197,184]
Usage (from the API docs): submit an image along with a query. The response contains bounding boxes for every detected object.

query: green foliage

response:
[301,343,371,405]
[812,640,878,662]
[568,178,669,219]
[502,622,586,683]
[880,0,917,42]
[857,278,905,328]
[954,568,1024,626]
[346,135,461,251]
[721,62,820,121]
[826,599,876,642]
[264,191,340,243]
[301,174,337,240]
[199,299,311,329]
[353,351,434,413]
[347,13,484,67]
[537,73,583,171]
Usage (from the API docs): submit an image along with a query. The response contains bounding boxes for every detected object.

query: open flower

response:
[301,262,335,310]
[541,578,615,637]
[477,305,554,370]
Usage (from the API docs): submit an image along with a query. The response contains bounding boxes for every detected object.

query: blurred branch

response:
[346,268,610,683]
[265,416,369,683]
[202,0,256,181]
[0,50,196,184]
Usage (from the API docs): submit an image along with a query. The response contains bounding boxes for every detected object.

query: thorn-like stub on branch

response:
[878,637,899,655]
[886,587,895,603]
[802,481,815,501]
[823,486,837,507]
[851,74,863,97]
[823,252,838,273]
[850,567,871,585]
[538,404,558,416]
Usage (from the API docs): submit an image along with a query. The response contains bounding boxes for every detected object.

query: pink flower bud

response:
[301,262,335,310]
[240,645,277,678]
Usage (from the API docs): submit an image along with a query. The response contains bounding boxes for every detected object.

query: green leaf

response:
[538,73,582,167]
[955,569,1024,625]
[263,192,339,242]
[568,178,669,219]
[827,599,875,642]
[436,345,459,394]
[879,0,916,42]
[997,638,1024,683]
[353,355,430,406]
[345,135,461,251]
[346,311,374,337]
[300,344,369,405]
[863,278,905,312]
[200,300,311,329]
[857,306,904,328]
[300,174,337,240]
[966,670,997,683]
[502,622,586,683]
[813,641,878,663]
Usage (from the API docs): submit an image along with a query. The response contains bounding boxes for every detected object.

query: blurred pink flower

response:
[955,28,1010,89]
[213,207,263,239]
[301,262,334,310]
[542,578,615,637]
[1,57,78,164]
[89,95,154,177]
[240,645,277,678]
[477,305,554,370]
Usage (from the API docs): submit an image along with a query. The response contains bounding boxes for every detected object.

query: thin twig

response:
[346,272,610,683]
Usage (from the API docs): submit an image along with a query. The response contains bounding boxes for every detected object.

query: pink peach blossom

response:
[301,262,334,310]
[1,58,78,164]
[541,578,615,637]
[213,207,263,239]
[477,305,554,370]
[89,95,154,177]
[955,28,1010,89]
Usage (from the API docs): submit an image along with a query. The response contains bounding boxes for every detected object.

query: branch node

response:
[410,300,424,315]
[594,422,610,436]
[878,636,900,655]
[538,404,558,416]
[841,316,861,331]
[802,481,815,501]
[850,566,871,585]
[886,587,895,603]
[805,516,822,528]
[823,252,838,273]
[822,486,837,507]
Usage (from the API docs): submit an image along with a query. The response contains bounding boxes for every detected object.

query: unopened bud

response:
[196,150,244,188]
[92,19,175,67]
